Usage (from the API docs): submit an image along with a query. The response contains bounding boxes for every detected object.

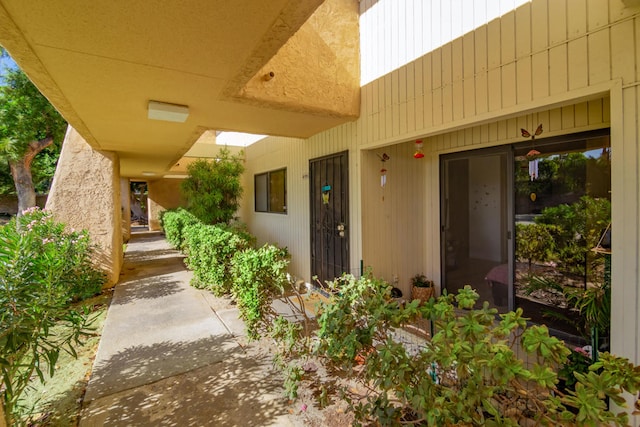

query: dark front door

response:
[310,151,349,285]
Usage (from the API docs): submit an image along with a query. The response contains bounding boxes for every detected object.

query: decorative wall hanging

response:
[380,168,387,188]
[521,124,543,140]
[526,149,541,181]
[414,139,424,158]
[322,184,331,204]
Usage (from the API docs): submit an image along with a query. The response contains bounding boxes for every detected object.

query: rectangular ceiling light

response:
[148,100,189,123]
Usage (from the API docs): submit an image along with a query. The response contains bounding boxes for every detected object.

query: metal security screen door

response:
[310,151,349,286]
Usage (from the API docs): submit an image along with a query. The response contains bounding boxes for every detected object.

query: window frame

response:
[254,168,287,214]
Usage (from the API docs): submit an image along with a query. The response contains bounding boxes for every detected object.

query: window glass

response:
[255,173,268,212]
[255,168,286,214]
[514,132,611,343]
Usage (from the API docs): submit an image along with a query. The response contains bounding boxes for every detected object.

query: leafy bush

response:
[263,274,640,426]
[160,208,200,250]
[515,222,557,274]
[183,222,255,295]
[230,244,290,339]
[0,207,104,425]
[535,196,611,276]
[181,148,245,225]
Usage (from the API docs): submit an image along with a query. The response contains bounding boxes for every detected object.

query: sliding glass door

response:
[440,147,512,311]
[440,129,611,343]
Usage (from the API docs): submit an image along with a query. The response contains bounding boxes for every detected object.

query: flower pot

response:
[412,285,434,303]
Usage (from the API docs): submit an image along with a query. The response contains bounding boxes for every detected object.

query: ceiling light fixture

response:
[148,100,189,123]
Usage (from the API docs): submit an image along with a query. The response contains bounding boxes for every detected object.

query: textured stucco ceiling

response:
[0,0,357,178]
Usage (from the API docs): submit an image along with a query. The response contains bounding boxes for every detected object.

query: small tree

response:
[0,49,67,213]
[181,147,244,224]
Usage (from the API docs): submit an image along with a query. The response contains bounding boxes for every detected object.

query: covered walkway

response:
[79,230,300,426]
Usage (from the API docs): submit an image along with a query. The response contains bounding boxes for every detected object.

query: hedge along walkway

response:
[79,230,301,427]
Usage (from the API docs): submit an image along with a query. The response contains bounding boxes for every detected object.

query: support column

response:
[46,126,123,287]
[147,178,186,231]
[120,178,131,243]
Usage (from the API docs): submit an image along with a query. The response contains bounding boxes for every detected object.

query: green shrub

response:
[263,273,640,426]
[230,244,290,339]
[183,222,254,295]
[0,207,103,425]
[160,208,200,250]
[181,147,245,225]
[535,196,611,276]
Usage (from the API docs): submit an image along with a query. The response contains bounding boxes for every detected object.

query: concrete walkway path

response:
[79,230,299,426]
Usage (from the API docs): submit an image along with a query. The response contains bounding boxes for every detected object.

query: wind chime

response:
[521,123,543,201]
[377,152,389,201]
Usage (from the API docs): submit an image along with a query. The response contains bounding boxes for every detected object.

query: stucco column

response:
[147,178,186,231]
[120,178,131,243]
[46,126,123,287]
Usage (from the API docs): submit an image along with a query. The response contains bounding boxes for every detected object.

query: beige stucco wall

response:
[46,126,123,287]
[238,0,360,119]
[147,178,186,231]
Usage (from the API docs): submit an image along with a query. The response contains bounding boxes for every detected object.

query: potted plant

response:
[411,274,434,303]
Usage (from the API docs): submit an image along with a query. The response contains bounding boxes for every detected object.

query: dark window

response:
[255,168,287,214]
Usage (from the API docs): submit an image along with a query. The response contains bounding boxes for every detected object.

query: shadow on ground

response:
[81,336,289,427]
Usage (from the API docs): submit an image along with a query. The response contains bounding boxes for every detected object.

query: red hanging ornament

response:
[414,139,424,159]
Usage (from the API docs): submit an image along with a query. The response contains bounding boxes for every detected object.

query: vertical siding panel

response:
[452,38,463,82]
[568,38,588,90]
[537,110,550,134]
[574,101,588,128]
[561,105,575,130]
[463,33,475,78]
[549,44,568,95]
[502,62,517,107]
[531,0,549,53]
[415,58,424,130]
[488,122,498,142]
[501,11,516,64]
[464,76,476,118]
[602,96,610,123]
[588,99,603,125]
[516,56,532,104]
[532,51,549,99]
[548,0,567,45]
[407,64,416,133]
[442,84,453,123]
[433,87,443,126]
[488,19,501,68]
[442,44,453,87]
[587,0,609,31]
[406,62,415,100]
[515,3,531,58]
[432,48,442,89]
[475,25,488,73]
[549,107,562,132]
[611,20,635,85]
[636,18,640,83]
[588,29,611,84]
[475,72,489,115]
[453,80,464,121]
[506,118,518,140]
[567,0,587,38]
[422,55,433,128]
[399,67,407,104]
[488,68,502,111]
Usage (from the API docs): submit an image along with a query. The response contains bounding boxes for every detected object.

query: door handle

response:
[337,223,345,237]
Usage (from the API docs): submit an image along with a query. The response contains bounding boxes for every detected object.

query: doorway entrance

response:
[310,151,350,285]
[440,147,512,310]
